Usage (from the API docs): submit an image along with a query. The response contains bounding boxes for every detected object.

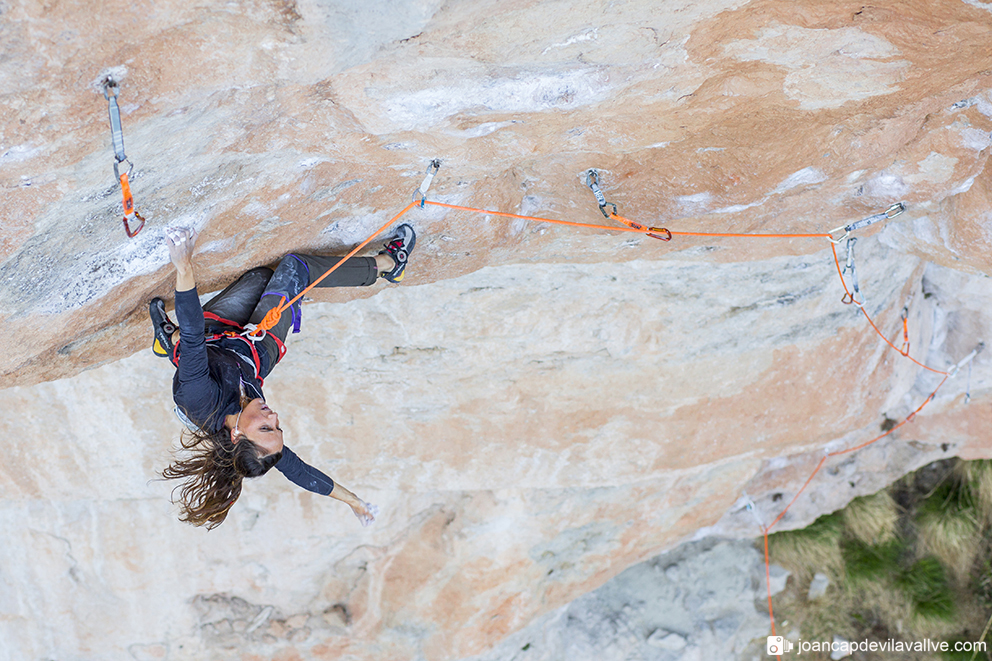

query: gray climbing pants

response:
[202,254,378,377]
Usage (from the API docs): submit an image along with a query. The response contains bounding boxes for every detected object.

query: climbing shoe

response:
[379,223,416,283]
[149,297,177,358]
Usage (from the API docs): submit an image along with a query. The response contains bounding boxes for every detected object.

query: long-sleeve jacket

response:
[172,287,333,495]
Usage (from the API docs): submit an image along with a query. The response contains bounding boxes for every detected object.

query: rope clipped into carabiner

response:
[249,159,446,337]
[840,237,864,307]
[586,170,671,241]
[102,77,145,238]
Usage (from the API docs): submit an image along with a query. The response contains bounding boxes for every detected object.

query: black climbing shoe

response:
[149,297,177,358]
[379,224,416,283]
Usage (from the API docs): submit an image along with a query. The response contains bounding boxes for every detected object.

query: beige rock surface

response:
[1,1,991,659]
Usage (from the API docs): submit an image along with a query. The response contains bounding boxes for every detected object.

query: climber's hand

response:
[166,227,198,290]
[351,500,379,527]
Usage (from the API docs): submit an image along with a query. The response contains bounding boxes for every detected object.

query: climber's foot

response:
[379,224,416,283]
[150,297,177,358]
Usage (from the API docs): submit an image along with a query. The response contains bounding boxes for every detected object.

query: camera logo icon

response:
[767,636,794,655]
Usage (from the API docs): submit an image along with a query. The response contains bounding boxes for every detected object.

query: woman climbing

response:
[153,224,416,529]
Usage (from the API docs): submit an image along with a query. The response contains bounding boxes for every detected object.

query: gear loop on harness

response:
[413,158,441,207]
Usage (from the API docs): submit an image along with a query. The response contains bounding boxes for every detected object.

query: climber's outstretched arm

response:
[330,483,378,527]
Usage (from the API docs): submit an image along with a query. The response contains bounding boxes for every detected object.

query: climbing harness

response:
[102,77,146,238]
[839,237,864,307]
[585,170,672,241]
[413,159,441,207]
[172,311,286,384]
[828,202,904,244]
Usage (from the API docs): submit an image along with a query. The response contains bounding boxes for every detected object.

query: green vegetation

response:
[897,557,955,622]
[763,458,992,660]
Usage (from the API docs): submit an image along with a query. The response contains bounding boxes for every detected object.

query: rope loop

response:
[251,305,285,335]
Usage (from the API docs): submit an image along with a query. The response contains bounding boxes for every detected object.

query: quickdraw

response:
[586,170,671,241]
[828,203,904,244]
[102,77,145,238]
[413,159,441,207]
[899,306,910,356]
[840,237,865,307]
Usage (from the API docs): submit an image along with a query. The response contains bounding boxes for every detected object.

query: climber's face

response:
[232,398,284,456]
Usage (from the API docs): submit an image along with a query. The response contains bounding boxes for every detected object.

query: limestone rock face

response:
[1,1,991,660]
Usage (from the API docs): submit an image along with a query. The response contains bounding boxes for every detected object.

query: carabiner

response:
[412,158,441,207]
[899,306,910,356]
[113,157,134,182]
[586,169,616,217]
[828,202,906,243]
[122,211,145,238]
[647,227,672,241]
[885,202,906,218]
[840,238,864,308]
[827,228,850,245]
[240,323,267,341]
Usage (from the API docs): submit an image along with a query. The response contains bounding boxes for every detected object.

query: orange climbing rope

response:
[249,201,419,334]
[248,174,966,656]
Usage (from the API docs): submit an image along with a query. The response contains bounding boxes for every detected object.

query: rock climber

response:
[152,224,416,529]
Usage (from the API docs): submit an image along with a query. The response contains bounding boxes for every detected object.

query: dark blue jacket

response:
[172,287,334,496]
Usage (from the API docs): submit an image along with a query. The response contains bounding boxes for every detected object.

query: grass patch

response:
[841,536,906,584]
[897,556,956,622]
[963,460,992,525]
[767,512,844,582]
[761,458,992,657]
[917,472,982,582]
[844,492,899,546]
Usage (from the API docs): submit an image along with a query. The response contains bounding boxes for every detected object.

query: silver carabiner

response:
[828,203,906,244]
[412,158,441,206]
[586,170,615,218]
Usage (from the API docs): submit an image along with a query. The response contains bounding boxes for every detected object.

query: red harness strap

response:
[171,312,287,385]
